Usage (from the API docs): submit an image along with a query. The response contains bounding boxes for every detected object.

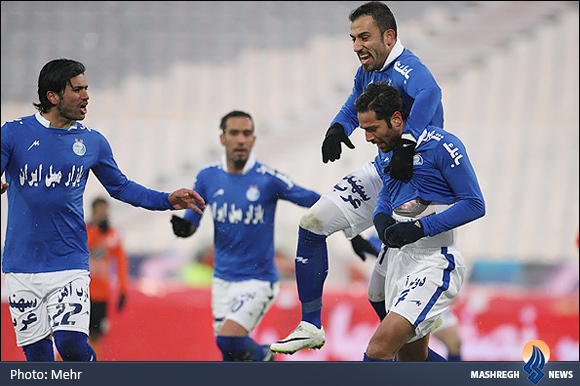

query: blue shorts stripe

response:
[413,247,456,328]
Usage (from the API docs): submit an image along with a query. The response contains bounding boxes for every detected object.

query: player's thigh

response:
[46,270,91,336]
[5,273,52,347]
[301,161,381,238]
[385,247,464,343]
[212,278,279,335]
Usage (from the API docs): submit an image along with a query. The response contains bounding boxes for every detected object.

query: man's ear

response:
[383,29,396,47]
[46,90,59,106]
[219,132,225,146]
[391,111,403,129]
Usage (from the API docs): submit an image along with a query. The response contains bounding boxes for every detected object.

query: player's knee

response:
[299,212,325,234]
[53,331,96,361]
[366,338,396,360]
[23,338,55,361]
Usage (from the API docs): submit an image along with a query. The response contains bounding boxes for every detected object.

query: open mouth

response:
[359,53,372,65]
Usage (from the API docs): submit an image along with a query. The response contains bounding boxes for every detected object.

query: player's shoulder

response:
[418,126,466,151]
[254,162,296,187]
[196,161,223,178]
[1,114,35,131]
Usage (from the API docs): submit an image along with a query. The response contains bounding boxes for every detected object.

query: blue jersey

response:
[1,113,174,273]
[183,155,320,283]
[374,126,485,237]
[333,41,443,141]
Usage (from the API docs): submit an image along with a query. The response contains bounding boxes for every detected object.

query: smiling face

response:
[45,74,90,127]
[350,14,395,72]
[220,116,256,173]
[358,109,403,153]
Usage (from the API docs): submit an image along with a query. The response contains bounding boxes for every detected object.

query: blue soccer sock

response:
[216,336,268,361]
[363,352,395,361]
[295,227,328,329]
[53,331,96,361]
[448,353,462,361]
[23,338,55,361]
[369,300,387,321]
[426,348,447,361]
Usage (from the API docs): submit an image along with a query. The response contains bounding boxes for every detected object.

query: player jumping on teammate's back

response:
[271,1,444,355]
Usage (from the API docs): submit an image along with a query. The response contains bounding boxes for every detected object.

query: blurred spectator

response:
[87,197,129,359]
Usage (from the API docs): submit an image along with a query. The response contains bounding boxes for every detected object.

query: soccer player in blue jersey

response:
[356,82,484,361]
[271,1,445,354]
[170,110,321,361]
[0,58,205,361]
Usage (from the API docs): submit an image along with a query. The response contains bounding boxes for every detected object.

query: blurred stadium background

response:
[1,1,578,361]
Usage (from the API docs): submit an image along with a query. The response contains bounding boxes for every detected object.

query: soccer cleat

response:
[269,321,326,354]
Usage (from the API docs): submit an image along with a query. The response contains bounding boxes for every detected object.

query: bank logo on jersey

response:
[72,139,86,156]
[246,185,260,202]
[19,164,84,188]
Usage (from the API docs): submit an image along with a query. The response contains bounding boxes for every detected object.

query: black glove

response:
[321,123,355,163]
[383,220,425,248]
[117,293,126,311]
[350,235,379,261]
[373,212,396,245]
[389,138,416,181]
[171,215,193,238]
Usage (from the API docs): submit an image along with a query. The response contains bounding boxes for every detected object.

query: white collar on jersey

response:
[35,112,77,130]
[221,152,256,175]
[379,39,405,71]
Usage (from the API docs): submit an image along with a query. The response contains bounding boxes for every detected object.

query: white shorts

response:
[211,277,279,336]
[5,270,91,347]
[438,308,459,330]
[300,161,382,240]
[381,245,465,343]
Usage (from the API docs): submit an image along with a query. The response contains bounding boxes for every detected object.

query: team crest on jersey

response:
[413,154,423,165]
[72,139,86,156]
[246,185,260,202]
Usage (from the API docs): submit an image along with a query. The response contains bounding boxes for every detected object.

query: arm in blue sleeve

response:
[420,141,485,236]
[276,174,320,208]
[402,65,442,140]
[1,123,11,176]
[331,67,365,136]
[92,136,173,211]
[183,174,205,228]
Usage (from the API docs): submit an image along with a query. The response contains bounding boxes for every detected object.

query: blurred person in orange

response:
[86,197,129,359]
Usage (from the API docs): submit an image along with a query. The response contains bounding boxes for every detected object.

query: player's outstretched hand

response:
[389,138,416,181]
[383,220,424,248]
[1,182,8,194]
[168,188,205,214]
[350,235,379,261]
[322,123,354,163]
[171,215,194,238]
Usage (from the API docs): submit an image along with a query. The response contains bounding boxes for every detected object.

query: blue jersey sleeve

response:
[273,171,320,207]
[183,171,206,227]
[331,67,366,136]
[1,122,13,176]
[91,133,173,211]
[373,186,393,220]
[401,61,443,139]
[419,137,485,237]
